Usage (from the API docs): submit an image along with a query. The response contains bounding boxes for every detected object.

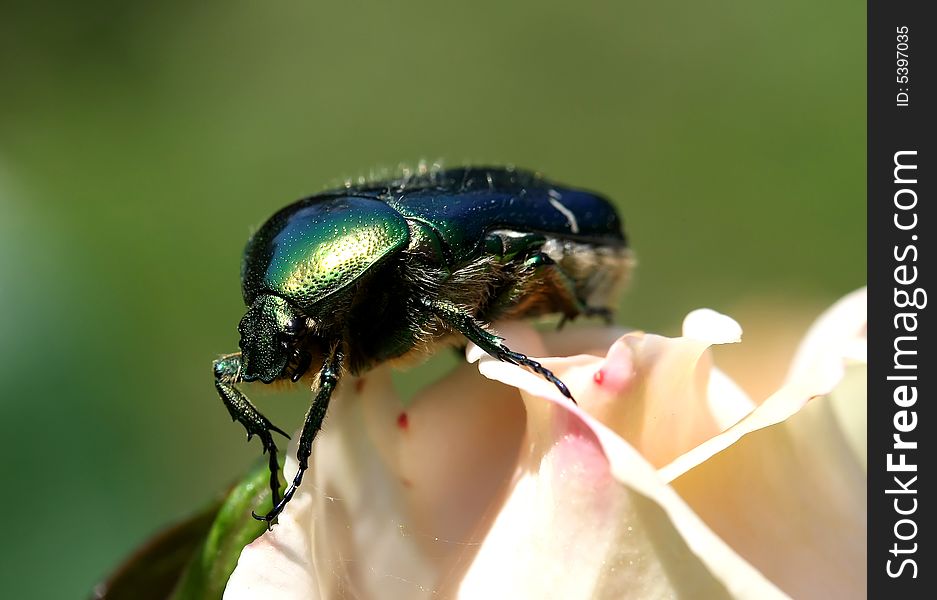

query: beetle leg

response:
[253,341,345,524]
[522,252,614,327]
[290,348,313,383]
[482,233,614,326]
[422,298,576,404]
[484,230,546,261]
[213,354,289,507]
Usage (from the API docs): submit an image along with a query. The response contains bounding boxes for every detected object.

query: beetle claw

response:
[269,423,290,440]
[250,510,275,530]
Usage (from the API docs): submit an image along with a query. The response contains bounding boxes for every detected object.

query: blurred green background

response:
[0,0,863,596]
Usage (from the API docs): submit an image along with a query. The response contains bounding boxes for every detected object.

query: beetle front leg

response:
[213,354,290,507]
[422,298,575,404]
[253,341,345,524]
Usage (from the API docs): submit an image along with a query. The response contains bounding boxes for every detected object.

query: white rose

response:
[226,288,867,600]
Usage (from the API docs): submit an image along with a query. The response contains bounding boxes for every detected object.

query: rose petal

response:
[825,362,867,472]
[683,309,743,344]
[478,320,752,468]
[226,369,438,599]
[786,286,867,471]
[467,354,787,599]
[227,363,528,599]
[661,291,868,599]
[786,287,867,381]
[668,366,867,599]
[707,367,757,431]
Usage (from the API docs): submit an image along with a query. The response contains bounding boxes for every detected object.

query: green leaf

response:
[91,504,218,600]
[170,463,273,599]
[92,464,271,600]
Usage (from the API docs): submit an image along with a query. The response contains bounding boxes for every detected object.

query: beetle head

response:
[238,294,308,383]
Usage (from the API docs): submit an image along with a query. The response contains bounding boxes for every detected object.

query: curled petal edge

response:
[471,352,788,600]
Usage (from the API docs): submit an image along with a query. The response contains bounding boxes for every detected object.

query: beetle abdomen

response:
[435,235,633,324]
[539,236,634,310]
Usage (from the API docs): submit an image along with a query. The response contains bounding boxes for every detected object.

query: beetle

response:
[213,166,631,523]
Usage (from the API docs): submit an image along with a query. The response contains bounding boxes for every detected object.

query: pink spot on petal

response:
[597,340,635,394]
[551,431,614,514]
[396,412,409,431]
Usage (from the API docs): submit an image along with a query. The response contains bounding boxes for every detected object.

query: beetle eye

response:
[283,317,307,336]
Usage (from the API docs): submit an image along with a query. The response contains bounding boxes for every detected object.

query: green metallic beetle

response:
[213,166,631,523]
